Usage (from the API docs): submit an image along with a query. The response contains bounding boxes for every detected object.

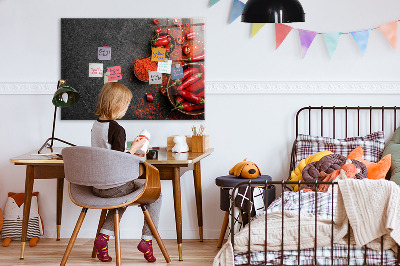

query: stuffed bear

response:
[172,135,189,153]
[229,159,261,179]
[1,192,44,247]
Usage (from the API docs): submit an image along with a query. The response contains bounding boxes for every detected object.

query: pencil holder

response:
[191,135,209,153]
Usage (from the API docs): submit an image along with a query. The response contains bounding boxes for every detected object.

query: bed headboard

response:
[290,106,400,179]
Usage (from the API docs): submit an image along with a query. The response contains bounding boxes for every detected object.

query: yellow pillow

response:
[290,150,333,191]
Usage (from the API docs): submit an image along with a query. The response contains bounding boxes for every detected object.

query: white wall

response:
[1,0,400,240]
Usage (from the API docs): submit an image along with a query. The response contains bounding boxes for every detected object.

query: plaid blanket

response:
[234,191,397,265]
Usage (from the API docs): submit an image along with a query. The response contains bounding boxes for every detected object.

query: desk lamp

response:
[38,80,80,154]
[241,0,305,23]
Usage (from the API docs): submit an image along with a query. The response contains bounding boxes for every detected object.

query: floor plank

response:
[0,239,221,265]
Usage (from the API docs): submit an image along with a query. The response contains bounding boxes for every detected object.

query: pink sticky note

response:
[107,66,122,81]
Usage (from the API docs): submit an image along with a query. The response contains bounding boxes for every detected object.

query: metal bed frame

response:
[230,106,400,266]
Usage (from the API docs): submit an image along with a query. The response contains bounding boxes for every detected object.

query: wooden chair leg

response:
[217,211,230,248]
[60,208,88,266]
[141,205,171,263]
[92,209,108,258]
[114,210,121,266]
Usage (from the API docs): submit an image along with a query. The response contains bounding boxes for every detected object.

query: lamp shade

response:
[52,84,80,107]
[241,0,305,23]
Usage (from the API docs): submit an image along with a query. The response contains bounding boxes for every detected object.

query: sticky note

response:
[148,71,162,84]
[98,47,111,60]
[151,48,166,62]
[104,72,117,84]
[89,63,103,77]
[107,66,122,81]
[171,65,184,80]
[157,60,172,74]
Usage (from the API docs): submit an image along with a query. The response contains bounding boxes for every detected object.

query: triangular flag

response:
[229,0,245,24]
[351,29,370,55]
[275,23,293,49]
[323,33,341,58]
[251,23,266,38]
[209,0,220,7]
[298,29,317,58]
[378,21,397,50]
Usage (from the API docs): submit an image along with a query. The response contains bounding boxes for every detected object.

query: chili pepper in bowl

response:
[173,102,204,111]
[185,77,204,93]
[184,52,204,62]
[166,43,174,52]
[183,68,199,80]
[177,90,205,104]
[176,73,203,91]
[199,63,205,74]
[175,96,185,106]
[153,37,170,46]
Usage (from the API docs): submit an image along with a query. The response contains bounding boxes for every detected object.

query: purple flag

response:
[298,29,317,58]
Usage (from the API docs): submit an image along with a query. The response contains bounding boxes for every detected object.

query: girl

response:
[91,82,162,263]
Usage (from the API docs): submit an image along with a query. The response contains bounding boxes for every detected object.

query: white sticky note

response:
[98,47,111,60]
[148,71,162,84]
[89,63,103,77]
[157,60,172,74]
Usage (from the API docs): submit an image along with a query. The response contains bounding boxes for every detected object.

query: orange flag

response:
[378,21,398,50]
[275,23,293,49]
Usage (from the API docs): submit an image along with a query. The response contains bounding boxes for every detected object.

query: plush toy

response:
[317,160,360,193]
[0,208,3,232]
[289,150,333,191]
[172,135,189,153]
[1,192,44,247]
[229,159,261,179]
[348,146,391,180]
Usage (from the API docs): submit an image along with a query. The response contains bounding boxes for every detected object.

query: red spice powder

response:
[134,57,157,81]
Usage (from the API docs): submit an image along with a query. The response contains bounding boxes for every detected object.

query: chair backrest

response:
[62,146,145,187]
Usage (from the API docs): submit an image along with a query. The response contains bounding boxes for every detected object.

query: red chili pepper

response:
[185,77,204,93]
[183,52,205,62]
[155,46,164,49]
[156,34,170,40]
[183,45,191,55]
[186,31,195,40]
[175,96,185,106]
[153,19,159,25]
[177,90,205,104]
[197,89,204,98]
[176,36,185,44]
[155,27,162,34]
[176,73,202,91]
[199,63,205,74]
[183,68,199,80]
[146,94,154,102]
[165,43,174,52]
[173,102,204,111]
[153,37,170,46]
[202,24,205,30]
[173,18,179,24]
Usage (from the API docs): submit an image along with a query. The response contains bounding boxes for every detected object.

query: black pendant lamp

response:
[241,0,305,23]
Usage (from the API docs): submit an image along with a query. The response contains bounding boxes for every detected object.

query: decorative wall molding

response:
[1,81,400,95]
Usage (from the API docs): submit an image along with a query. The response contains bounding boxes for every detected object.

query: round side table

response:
[215,175,275,248]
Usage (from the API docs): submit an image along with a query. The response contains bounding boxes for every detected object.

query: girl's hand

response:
[129,137,147,154]
[134,148,149,157]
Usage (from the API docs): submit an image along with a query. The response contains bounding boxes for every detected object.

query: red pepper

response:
[176,73,203,91]
[177,90,205,104]
[155,46,164,49]
[165,43,174,52]
[146,94,154,102]
[185,77,204,93]
[153,19,159,25]
[199,63,205,74]
[184,52,205,62]
[173,102,204,111]
[153,37,170,46]
[183,68,199,80]
[183,45,191,55]
[186,31,195,40]
[156,34,170,40]
[197,89,204,98]
[175,96,185,106]
[176,36,185,44]
[154,27,162,34]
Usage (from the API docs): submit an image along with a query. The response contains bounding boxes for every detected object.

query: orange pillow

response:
[347,146,391,180]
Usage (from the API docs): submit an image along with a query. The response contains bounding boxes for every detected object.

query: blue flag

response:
[229,0,245,24]
[351,29,370,55]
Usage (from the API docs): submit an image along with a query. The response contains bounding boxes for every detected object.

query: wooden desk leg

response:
[193,161,203,242]
[56,178,64,241]
[172,167,183,261]
[20,165,35,259]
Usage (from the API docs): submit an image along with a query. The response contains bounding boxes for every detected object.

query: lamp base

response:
[38,137,76,154]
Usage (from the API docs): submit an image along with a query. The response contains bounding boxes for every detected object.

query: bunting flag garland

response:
[298,29,317,58]
[229,0,245,24]
[251,23,266,38]
[351,29,370,55]
[323,33,341,58]
[378,21,398,50]
[209,0,221,7]
[275,23,293,49]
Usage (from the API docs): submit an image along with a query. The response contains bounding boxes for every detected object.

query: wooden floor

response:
[0,239,221,265]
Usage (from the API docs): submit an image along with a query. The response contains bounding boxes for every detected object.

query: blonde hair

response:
[95,83,133,120]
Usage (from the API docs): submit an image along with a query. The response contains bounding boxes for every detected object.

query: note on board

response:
[89,63,103,77]
[98,47,111,60]
[107,66,122,81]
[148,71,162,84]
[171,65,184,80]
[157,60,172,74]
[151,48,166,62]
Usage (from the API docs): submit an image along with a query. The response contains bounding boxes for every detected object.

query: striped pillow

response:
[294,131,385,167]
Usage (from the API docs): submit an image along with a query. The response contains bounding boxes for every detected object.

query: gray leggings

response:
[92,180,162,240]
